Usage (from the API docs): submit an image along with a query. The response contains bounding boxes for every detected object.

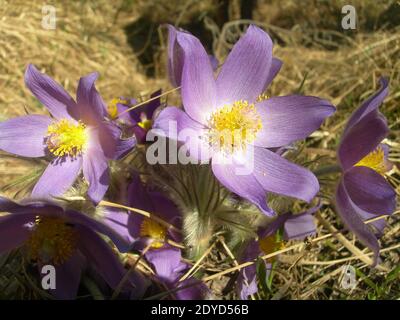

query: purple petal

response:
[358,210,387,237]
[335,180,380,266]
[24,64,76,120]
[343,166,396,215]
[32,156,82,199]
[0,214,32,254]
[101,208,135,247]
[95,123,118,160]
[145,247,183,283]
[216,25,273,105]
[132,126,147,145]
[344,77,389,134]
[338,112,389,171]
[237,241,261,300]
[0,196,63,216]
[82,146,109,204]
[114,137,136,159]
[263,57,282,90]
[254,95,335,148]
[167,25,185,87]
[0,115,52,157]
[253,147,319,203]
[76,225,138,293]
[50,251,86,300]
[152,106,211,163]
[381,143,393,172]
[66,209,132,253]
[284,211,316,240]
[76,72,106,125]
[175,278,208,300]
[177,32,217,124]
[211,152,273,216]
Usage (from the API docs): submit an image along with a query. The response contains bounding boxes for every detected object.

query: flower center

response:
[208,100,262,154]
[139,218,167,249]
[354,146,387,175]
[258,234,283,263]
[46,119,87,157]
[26,217,78,265]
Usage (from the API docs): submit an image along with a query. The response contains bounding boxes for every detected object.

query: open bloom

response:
[154,25,335,215]
[102,174,206,299]
[107,90,162,144]
[238,208,317,299]
[335,78,396,265]
[0,64,122,203]
[0,196,146,299]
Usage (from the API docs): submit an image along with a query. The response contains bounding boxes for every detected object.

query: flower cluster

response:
[0,24,396,299]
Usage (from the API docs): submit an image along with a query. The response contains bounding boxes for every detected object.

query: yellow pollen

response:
[26,217,78,265]
[208,100,262,154]
[354,146,387,175]
[138,118,152,131]
[256,93,269,102]
[258,234,284,263]
[46,119,87,157]
[108,98,129,119]
[139,218,167,249]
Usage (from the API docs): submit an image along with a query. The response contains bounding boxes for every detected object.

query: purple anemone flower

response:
[102,174,207,299]
[0,64,123,204]
[102,173,181,249]
[107,90,162,145]
[238,208,317,300]
[155,25,335,215]
[0,196,147,300]
[335,77,396,266]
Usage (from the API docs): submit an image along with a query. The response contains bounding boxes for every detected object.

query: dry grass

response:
[0,0,399,299]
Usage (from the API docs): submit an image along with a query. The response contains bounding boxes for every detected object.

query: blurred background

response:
[0,0,399,299]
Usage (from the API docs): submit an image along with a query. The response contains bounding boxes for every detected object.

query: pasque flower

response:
[0,196,147,299]
[102,174,206,299]
[107,90,162,144]
[335,78,396,265]
[0,64,122,203]
[155,25,335,215]
[238,208,317,299]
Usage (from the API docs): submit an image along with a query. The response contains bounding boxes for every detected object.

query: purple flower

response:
[335,77,396,266]
[237,208,317,299]
[0,64,122,204]
[102,173,181,250]
[106,90,162,145]
[0,196,147,299]
[102,174,207,299]
[155,25,335,215]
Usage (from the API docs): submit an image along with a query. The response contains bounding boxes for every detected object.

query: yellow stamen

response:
[46,119,87,157]
[108,98,129,119]
[354,146,387,175]
[138,119,152,131]
[139,218,167,249]
[26,217,78,265]
[256,93,269,102]
[258,234,284,263]
[208,100,262,154]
